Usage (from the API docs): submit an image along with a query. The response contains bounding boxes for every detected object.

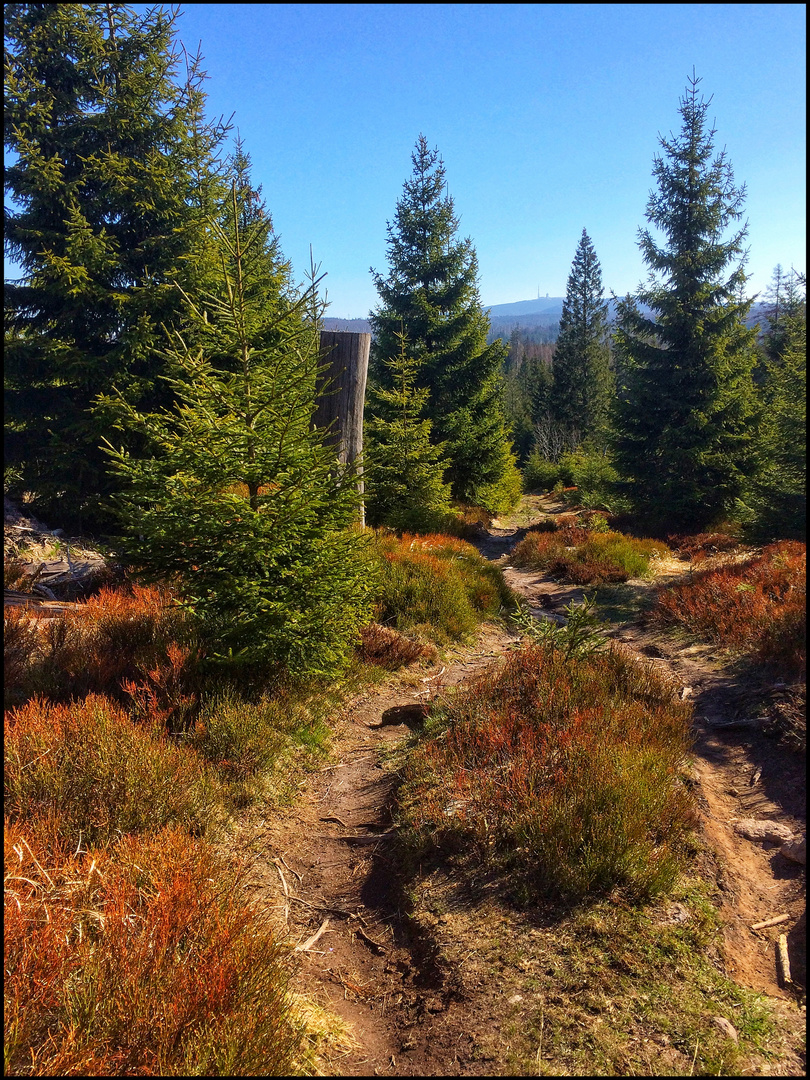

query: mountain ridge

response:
[323,297,770,337]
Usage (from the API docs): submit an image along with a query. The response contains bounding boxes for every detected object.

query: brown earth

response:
[231,496,806,1075]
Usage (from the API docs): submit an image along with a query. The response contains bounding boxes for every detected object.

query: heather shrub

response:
[373,532,515,643]
[5,695,221,846]
[188,690,332,806]
[524,516,557,534]
[399,641,694,902]
[356,622,436,670]
[4,822,304,1076]
[512,524,669,584]
[667,531,742,561]
[4,556,31,591]
[654,541,806,678]
[4,584,202,716]
[4,606,40,707]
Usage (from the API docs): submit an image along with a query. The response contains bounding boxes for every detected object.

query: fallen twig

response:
[776,934,792,987]
[316,831,397,844]
[288,894,362,921]
[751,913,790,931]
[295,918,331,952]
[321,814,349,828]
[277,852,302,883]
[272,859,289,925]
[356,925,386,954]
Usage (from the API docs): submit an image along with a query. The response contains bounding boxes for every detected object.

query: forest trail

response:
[238,496,805,1076]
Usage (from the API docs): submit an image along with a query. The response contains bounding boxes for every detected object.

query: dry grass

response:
[4,820,303,1076]
[654,541,806,680]
[399,640,695,903]
[512,523,671,585]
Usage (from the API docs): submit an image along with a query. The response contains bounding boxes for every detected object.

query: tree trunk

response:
[313,331,370,526]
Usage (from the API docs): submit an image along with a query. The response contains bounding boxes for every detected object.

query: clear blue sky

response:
[7,4,807,318]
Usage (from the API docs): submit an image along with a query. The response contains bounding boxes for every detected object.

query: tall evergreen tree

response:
[364,328,451,532]
[613,74,759,530]
[759,265,805,369]
[4,3,227,530]
[550,228,613,446]
[103,181,372,678]
[369,135,514,506]
[752,270,806,537]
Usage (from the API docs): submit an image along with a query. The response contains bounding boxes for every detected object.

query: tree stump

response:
[313,331,370,526]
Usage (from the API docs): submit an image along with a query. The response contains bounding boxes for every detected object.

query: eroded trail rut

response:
[250,627,518,1076]
[244,505,804,1075]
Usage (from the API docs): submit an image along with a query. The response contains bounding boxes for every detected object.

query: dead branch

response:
[295,918,331,952]
[356,925,386,954]
[751,913,790,931]
[776,934,792,987]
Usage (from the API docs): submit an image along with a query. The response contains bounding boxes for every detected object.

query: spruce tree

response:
[369,135,514,507]
[364,328,451,532]
[759,265,805,370]
[4,3,227,531]
[613,74,759,531]
[103,181,372,678]
[550,229,613,446]
[752,270,806,537]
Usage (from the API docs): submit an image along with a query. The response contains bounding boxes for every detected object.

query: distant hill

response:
[485,297,566,318]
[321,298,770,340]
[322,317,372,334]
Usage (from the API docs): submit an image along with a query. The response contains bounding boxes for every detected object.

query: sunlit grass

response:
[653,540,806,679]
[372,531,516,643]
[399,639,695,902]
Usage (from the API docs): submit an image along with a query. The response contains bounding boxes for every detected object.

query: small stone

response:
[508,994,523,1005]
[712,1016,739,1043]
[780,835,806,865]
[733,819,794,845]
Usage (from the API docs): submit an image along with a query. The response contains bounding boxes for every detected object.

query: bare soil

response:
[236,496,806,1075]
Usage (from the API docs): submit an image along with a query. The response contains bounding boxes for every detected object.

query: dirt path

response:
[241,499,805,1075]
[492,501,806,1002]
[239,626,519,1076]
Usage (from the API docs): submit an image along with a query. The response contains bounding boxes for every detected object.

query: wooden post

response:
[313,330,370,526]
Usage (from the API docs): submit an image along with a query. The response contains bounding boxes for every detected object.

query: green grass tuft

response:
[372,531,516,643]
[512,522,670,585]
[399,639,694,903]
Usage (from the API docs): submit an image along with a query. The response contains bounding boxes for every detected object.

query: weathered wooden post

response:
[313,330,370,526]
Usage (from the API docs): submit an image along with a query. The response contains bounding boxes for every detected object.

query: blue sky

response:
[7,4,807,317]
